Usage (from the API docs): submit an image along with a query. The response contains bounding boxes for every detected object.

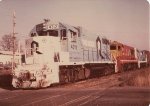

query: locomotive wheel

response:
[64,71,70,83]
[78,68,85,80]
[67,69,72,82]
[104,66,114,75]
[71,69,75,82]
[123,64,128,71]
[74,69,79,81]
[133,63,138,70]
[119,65,124,72]
[59,69,69,83]
[84,68,91,79]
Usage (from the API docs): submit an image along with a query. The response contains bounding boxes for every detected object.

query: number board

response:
[43,24,59,30]
[47,24,59,29]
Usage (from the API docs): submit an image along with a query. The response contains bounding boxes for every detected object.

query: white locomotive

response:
[12,19,116,88]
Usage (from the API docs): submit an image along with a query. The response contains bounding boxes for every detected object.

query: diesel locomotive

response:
[12,19,149,88]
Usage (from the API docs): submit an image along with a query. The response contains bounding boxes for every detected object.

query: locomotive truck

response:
[12,19,116,88]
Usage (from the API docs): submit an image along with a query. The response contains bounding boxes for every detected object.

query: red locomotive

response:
[110,41,147,72]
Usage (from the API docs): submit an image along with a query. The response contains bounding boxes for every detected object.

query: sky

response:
[0,0,149,50]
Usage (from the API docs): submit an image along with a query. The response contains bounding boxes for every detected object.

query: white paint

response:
[82,39,95,48]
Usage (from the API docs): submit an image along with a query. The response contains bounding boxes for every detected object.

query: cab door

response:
[60,29,68,52]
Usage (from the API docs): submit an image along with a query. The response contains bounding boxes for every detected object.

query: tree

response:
[0,34,18,51]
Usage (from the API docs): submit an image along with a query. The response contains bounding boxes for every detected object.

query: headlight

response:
[18,71,30,81]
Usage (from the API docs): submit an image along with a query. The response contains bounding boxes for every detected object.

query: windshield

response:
[35,23,59,37]
[48,30,58,37]
[36,30,58,37]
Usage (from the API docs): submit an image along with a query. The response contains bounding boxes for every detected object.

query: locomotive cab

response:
[25,19,81,64]
[110,42,122,59]
[110,41,136,60]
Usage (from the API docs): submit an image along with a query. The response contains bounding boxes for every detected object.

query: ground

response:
[0,67,149,106]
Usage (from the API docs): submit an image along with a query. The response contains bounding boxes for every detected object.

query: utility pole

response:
[12,11,16,71]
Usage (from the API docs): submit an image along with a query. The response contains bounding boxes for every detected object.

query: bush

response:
[125,68,150,87]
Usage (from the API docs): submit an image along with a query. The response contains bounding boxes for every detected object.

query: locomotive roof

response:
[30,19,109,41]
[111,41,134,49]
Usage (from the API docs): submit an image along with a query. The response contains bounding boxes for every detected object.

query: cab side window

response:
[130,49,135,56]
[69,29,77,42]
[118,46,121,51]
[61,29,67,40]
[110,45,116,50]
